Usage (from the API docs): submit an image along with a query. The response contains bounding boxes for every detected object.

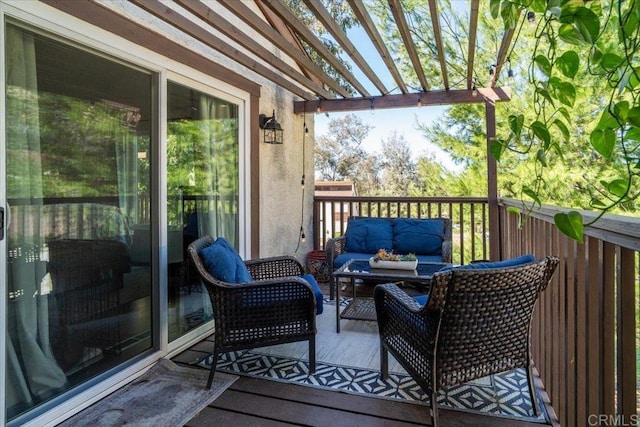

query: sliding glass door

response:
[4,24,153,420]
[165,81,240,341]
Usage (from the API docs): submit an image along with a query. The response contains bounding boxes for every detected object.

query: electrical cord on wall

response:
[292,111,308,257]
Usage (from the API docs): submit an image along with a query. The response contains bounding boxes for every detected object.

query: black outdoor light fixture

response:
[259,109,283,144]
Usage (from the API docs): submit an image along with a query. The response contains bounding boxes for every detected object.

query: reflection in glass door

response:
[166,81,240,341]
[4,24,153,421]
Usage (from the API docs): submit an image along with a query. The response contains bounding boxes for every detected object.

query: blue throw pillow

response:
[393,218,444,255]
[344,218,393,253]
[199,237,253,283]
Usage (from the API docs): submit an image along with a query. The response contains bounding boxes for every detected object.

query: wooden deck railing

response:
[313,196,489,265]
[499,199,639,427]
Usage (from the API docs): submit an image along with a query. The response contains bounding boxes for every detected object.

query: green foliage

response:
[493,1,640,242]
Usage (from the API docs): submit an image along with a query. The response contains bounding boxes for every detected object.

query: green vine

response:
[493,0,640,242]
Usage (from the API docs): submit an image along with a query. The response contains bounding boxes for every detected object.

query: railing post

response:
[485,100,500,261]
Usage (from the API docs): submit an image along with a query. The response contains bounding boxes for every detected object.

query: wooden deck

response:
[179,372,550,427]
[173,336,554,427]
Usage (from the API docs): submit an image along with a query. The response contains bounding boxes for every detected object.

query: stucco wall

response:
[258,86,316,260]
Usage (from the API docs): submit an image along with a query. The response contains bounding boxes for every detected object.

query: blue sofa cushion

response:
[200,237,253,283]
[300,274,324,315]
[393,218,444,256]
[344,218,393,253]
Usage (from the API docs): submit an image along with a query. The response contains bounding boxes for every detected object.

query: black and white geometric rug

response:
[197,297,548,423]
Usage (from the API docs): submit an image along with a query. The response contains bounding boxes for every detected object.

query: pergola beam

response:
[294,87,511,114]
[130,0,316,100]
[428,0,449,90]
[260,0,371,97]
[216,0,349,98]
[302,0,388,95]
[347,0,408,94]
[173,0,335,100]
[490,27,515,88]
[388,0,430,91]
[467,0,480,90]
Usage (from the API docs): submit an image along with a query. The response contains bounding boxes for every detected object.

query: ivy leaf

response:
[507,206,522,227]
[613,101,629,122]
[553,80,576,107]
[535,88,555,106]
[558,23,584,45]
[489,138,506,161]
[590,128,616,158]
[489,0,501,19]
[597,108,621,130]
[554,211,584,243]
[523,186,542,207]
[624,126,640,141]
[555,51,580,78]
[606,179,628,197]
[601,52,624,70]
[508,114,524,136]
[534,55,553,77]
[575,7,600,44]
[557,106,572,123]
[536,149,548,166]
[501,2,520,30]
[590,198,606,208]
[627,107,640,127]
[530,121,551,148]
[553,119,571,142]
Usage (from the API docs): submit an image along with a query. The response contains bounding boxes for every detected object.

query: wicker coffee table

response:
[332,259,450,333]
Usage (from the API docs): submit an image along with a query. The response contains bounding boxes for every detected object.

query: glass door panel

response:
[166,81,239,341]
[5,24,153,421]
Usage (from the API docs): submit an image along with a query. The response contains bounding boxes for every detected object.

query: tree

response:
[378,131,418,195]
[314,114,377,192]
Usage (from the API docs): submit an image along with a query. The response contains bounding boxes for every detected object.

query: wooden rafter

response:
[255,1,323,87]
[387,0,429,91]
[301,0,388,95]
[428,0,449,90]
[293,87,511,114]
[260,0,371,97]
[129,0,316,100]
[172,0,335,100]
[490,26,516,88]
[215,0,350,98]
[467,0,480,90]
[347,0,407,94]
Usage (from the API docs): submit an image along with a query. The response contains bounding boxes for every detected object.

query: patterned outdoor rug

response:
[197,297,549,424]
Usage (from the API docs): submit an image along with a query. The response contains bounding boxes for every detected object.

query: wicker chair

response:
[188,236,318,389]
[374,256,559,426]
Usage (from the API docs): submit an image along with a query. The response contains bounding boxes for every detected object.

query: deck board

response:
[183,375,551,427]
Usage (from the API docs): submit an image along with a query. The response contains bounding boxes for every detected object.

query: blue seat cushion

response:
[413,294,429,306]
[442,254,536,272]
[393,218,444,256]
[333,252,371,269]
[344,218,393,253]
[244,274,323,315]
[199,237,253,283]
[300,274,324,315]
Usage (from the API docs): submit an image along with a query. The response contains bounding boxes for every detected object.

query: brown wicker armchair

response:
[188,236,318,389]
[374,256,558,426]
